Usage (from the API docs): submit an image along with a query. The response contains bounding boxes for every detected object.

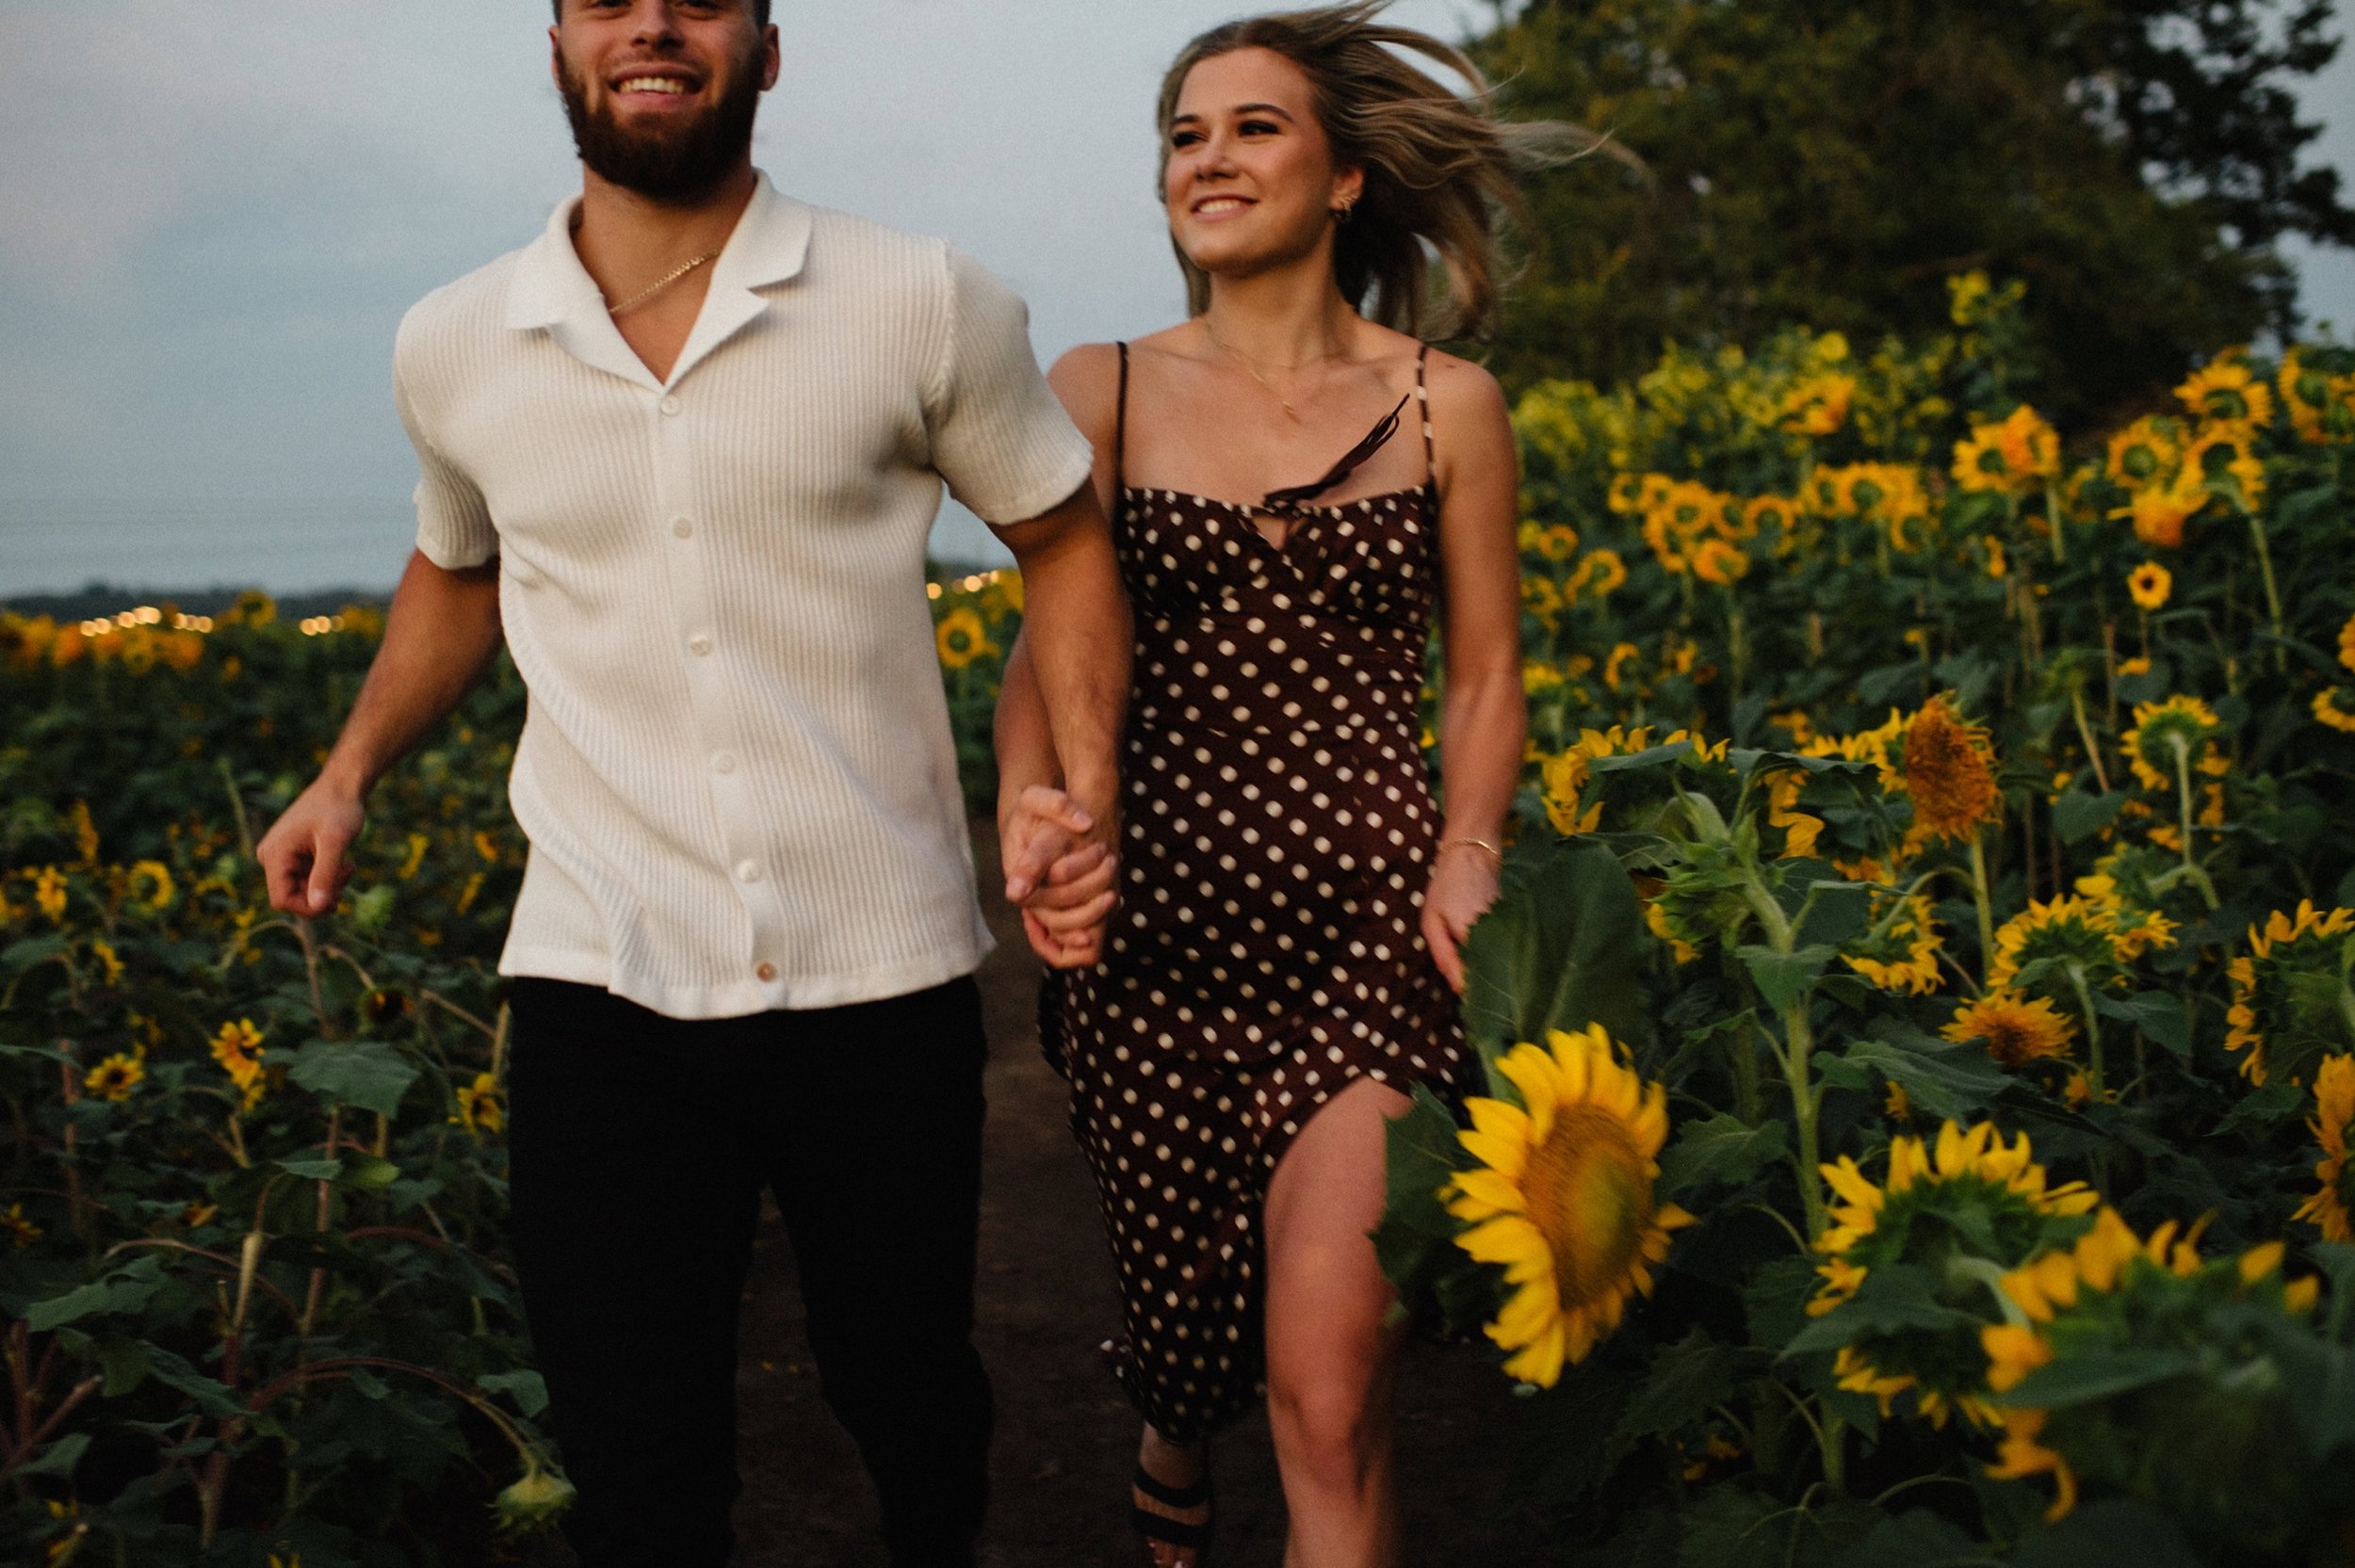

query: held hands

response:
[999,784,1119,970]
[257,777,365,918]
[1421,839,1504,994]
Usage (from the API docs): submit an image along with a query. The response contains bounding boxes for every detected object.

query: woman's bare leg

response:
[1263,1075,1412,1568]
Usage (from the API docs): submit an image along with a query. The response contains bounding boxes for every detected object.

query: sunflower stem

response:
[2167,736,2222,912]
[2242,504,2287,674]
[1966,836,1997,983]
[2069,687,2110,795]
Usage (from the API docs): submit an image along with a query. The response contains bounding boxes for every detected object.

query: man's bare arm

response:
[257,550,503,915]
[990,481,1129,830]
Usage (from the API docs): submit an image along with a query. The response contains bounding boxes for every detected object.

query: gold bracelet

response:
[1438,836,1504,862]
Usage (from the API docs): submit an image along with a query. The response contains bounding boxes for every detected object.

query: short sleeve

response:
[393,315,497,570]
[923,247,1096,526]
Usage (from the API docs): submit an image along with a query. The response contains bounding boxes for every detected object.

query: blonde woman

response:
[996,5,1576,1561]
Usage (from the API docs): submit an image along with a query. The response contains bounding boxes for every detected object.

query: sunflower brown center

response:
[1521,1104,1652,1311]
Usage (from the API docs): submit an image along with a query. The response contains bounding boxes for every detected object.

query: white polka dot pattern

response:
[1045,391,1468,1439]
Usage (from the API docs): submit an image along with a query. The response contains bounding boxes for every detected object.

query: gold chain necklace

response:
[607,251,718,317]
[1202,324,1340,423]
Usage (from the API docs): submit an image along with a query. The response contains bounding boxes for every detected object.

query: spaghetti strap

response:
[1113,342,1129,497]
[1415,344,1435,487]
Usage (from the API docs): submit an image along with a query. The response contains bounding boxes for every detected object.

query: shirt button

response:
[672,517,693,539]
[688,634,713,656]
[659,396,682,416]
[713,752,738,775]
[755,961,778,983]
[736,860,762,884]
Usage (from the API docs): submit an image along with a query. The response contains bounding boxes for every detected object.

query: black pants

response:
[506,976,993,1568]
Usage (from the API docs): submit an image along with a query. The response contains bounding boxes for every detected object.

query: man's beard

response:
[559,53,763,205]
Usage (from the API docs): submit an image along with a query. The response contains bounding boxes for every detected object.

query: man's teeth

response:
[618,77,689,94]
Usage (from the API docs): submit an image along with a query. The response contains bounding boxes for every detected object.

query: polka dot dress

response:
[1043,346,1469,1441]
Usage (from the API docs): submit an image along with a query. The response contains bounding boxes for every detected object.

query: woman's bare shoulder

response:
[1047,342,1128,441]
[1420,347,1510,428]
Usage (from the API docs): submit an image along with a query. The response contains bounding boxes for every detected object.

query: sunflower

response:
[1572,549,1629,599]
[1743,494,1795,539]
[1764,769,1824,860]
[1843,893,1944,995]
[1951,406,2060,496]
[34,867,67,924]
[211,1018,267,1095]
[2125,562,2170,612]
[2174,356,2274,428]
[2120,695,2221,793]
[1902,697,2000,847]
[2182,426,2267,509]
[1690,537,1749,586]
[1446,1025,1694,1387]
[2223,901,2355,1086]
[2109,473,2208,548]
[1520,574,1562,628]
[1805,709,1908,790]
[1943,991,2076,1067]
[1981,1208,2316,1525]
[2072,867,2179,962]
[1530,524,1580,562]
[2317,687,2355,735]
[1541,725,1665,836]
[934,606,995,671]
[1811,1122,2098,1428]
[1600,641,1640,692]
[83,1052,144,1103]
[2103,415,2181,487]
[0,1202,41,1249]
[1985,896,2142,995]
[454,1072,507,1139]
[1780,372,1856,435]
[2340,613,2355,674]
[2291,1055,2355,1242]
[1982,535,2008,578]
[125,860,175,913]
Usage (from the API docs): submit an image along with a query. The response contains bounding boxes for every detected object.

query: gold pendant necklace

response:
[1203,324,1337,423]
[607,251,718,317]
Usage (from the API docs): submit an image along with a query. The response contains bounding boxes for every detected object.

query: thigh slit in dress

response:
[1046,344,1470,1441]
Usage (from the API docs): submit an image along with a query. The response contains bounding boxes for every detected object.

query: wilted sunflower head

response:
[2109,472,2208,548]
[1901,697,2000,847]
[1943,991,2077,1068]
[1446,1025,1693,1387]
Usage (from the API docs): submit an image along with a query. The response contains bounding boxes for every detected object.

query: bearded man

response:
[255,3,1128,1564]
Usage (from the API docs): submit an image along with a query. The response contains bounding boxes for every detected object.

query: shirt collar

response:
[503,170,814,337]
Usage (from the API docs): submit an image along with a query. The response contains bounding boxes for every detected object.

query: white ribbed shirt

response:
[393,173,1094,1019]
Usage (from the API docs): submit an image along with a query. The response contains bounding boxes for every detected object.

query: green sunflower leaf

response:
[288,1039,419,1119]
[1659,1112,1789,1196]
[1460,837,1652,1068]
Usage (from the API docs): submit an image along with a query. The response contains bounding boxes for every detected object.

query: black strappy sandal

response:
[1130,1462,1213,1566]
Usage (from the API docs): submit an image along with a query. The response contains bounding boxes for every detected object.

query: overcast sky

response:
[2,0,2350,595]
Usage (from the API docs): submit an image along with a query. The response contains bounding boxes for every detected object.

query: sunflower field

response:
[0,574,1022,1565]
[1376,277,2355,1565]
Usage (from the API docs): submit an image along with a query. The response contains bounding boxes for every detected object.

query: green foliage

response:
[1387,298,2355,1561]
[1472,0,2353,423]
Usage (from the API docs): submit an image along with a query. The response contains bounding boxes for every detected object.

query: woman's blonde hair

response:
[1157,1,1614,341]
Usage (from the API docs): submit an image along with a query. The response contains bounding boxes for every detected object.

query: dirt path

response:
[534,826,1551,1566]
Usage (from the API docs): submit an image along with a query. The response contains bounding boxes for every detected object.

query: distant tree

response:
[1475,0,2355,424]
